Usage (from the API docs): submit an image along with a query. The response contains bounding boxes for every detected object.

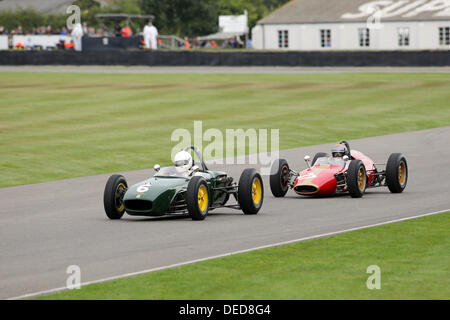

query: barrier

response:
[0,50,449,66]
[12,35,72,50]
[0,36,8,50]
[82,36,141,51]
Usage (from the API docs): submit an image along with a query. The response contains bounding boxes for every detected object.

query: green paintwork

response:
[123,169,229,216]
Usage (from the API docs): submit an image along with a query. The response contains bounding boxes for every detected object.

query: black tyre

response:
[238,169,264,215]
[270,159,290,198]
[104,175,128,220]
[386,153,408,193]
[186,176,209,221]
[312,152,329,166]
[347,160,367,198]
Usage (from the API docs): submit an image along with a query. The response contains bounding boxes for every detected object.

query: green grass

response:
[1,72,450,188]
[38,212,450,300]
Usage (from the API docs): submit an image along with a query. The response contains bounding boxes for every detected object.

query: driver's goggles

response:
[175,160,189,167]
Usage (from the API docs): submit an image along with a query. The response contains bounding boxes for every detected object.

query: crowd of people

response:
[0,24,111,38]
[0,21,249,51]
[189,36,246,49]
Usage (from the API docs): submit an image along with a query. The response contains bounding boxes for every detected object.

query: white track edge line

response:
[7,208,449,300]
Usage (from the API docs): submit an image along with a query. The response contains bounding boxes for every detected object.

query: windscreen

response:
[314,157,346,167]
[155,166,190,178]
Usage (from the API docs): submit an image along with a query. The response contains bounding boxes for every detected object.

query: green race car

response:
[103,146,264,221]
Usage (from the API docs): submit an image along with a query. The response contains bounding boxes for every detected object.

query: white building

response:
[252,0,450,50]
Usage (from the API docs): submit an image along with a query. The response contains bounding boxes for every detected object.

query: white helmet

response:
[173,151,193,171]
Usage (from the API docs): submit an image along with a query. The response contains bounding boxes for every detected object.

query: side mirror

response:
[304,155,311,168]
[154,164,161,172]
[343,155,349,161]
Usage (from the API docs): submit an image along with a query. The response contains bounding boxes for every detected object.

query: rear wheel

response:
[386,153,408,193]
[239,169,264,215]
[312,152,329,166]
[347,160,367,198]
[186,176,209,221]
[270,159,290,198]
[104,175,128,220]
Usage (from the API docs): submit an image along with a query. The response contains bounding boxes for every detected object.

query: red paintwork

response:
[293,150,377,196]
[351,150,377,186]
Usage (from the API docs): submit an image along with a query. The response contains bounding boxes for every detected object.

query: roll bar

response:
[340,140,352,159]
[184,146,208,171]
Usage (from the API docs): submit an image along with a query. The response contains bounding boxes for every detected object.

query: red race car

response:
[270,141,408,198]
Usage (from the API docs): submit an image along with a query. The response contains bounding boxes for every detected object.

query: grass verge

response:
[1,72,450,188]
[38,212,450,300]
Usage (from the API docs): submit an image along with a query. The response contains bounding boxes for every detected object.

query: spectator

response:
[114,24,121,37]
[64,41,74,49]
[143,21,158,50]
[184,37,191,50]
[71,22,83,51]
[87,27,96,37]
[95,28,106,37]
[121,25,132,38]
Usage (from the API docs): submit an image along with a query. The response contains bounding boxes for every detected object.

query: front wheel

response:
[104,175,128,220]
[347,160,367,198]
[386,153,408,193]
[186,176,209,221]
[239,169,264,215]
[270,159,290,198]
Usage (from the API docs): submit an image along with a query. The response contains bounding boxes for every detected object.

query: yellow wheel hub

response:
[398,161,406,185]
[358,168,366,191]
[116,183,127,212]
[197,185,208,212]
[252,178,262,205]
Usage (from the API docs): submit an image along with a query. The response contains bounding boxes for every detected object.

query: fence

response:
[12,35,72,50]
[159,35,185,50]
[82,36,140,51]
[1,50,449,66]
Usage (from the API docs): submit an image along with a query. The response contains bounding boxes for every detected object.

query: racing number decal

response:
[137,182,152,193]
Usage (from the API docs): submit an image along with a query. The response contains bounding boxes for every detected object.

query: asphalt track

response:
[2,66,450,74]
[1,127,450,299]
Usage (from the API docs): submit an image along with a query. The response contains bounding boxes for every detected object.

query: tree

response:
[262,0,291,12]
[0,7,66,31]
[114,0,142,14]
[0,0,291,37]
[139,0,218,36]
[138,0,289,37]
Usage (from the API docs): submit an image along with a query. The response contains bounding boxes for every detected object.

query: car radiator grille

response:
[169,192,187,213]
[294,185,319,195]
[124,200,153,211]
